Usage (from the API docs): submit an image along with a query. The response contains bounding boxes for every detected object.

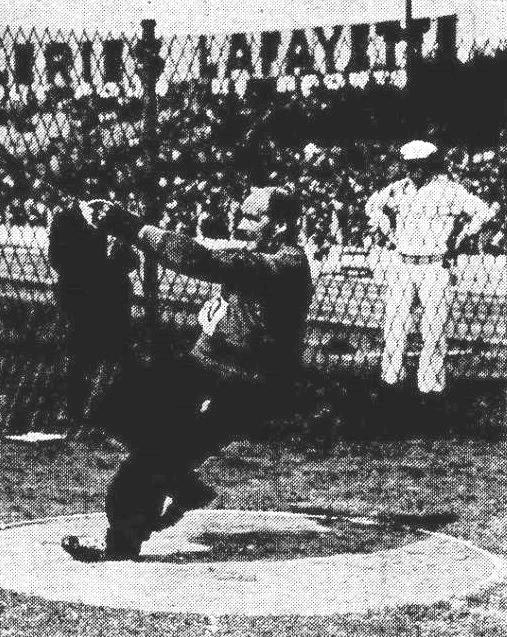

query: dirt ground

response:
[0,378,505,636]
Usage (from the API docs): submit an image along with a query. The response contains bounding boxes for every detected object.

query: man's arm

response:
[95,201,302,290]
[453,190,498,250]
[137,225,288,292]
[108,239,139,273]
[48,214,63,273]
[48,211,79,275]
[365,186,396,248]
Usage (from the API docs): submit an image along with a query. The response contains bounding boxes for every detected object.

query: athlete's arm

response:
[137,225,295,292]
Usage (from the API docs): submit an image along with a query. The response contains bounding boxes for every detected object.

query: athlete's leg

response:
[381,262,414,386]
[417,264,450,394]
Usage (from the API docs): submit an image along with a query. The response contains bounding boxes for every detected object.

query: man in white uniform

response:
[366,140,496,400]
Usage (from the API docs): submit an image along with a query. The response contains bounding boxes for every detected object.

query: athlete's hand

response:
[87,199,144,243]
[443,250,459,285]
[442,248,457,270]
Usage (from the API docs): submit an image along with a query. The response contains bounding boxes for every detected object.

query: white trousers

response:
[381,260,450,393]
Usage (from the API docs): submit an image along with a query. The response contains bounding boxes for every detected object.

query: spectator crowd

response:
[0,82,505,258]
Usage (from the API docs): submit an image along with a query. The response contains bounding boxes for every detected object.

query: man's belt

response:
[399,254,443,265]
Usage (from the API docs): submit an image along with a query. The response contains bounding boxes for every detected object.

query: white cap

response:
[400,140,438,161]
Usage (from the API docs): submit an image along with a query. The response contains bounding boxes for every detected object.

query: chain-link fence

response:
[0,16,505,432]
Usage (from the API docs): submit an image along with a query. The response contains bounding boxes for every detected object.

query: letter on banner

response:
[103,39,124,83]
[408,18,431,59]
[199,35,218,80]
[436,15,457,63]
[44,42,73,85]
[14,43,35,85]
[260,31,281,77]
[80,41,93,84]
[286,29,314,75]
[314,27,342,74]
[346,24,370,73]
[376,21,403,71]
[226,33,253,76]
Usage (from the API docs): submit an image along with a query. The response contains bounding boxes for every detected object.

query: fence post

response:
[404,0,415,132]
[136,19,162,352]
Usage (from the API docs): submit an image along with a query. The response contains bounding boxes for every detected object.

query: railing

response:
[0,16,504,431]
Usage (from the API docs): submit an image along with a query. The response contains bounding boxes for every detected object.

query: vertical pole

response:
[405,0,413,29]
[404,0,415,133]
[405,0,413,80]
[500,130,507,428]
[138,19,160,352]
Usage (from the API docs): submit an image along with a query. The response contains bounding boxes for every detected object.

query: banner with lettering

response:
[0,14,458,102]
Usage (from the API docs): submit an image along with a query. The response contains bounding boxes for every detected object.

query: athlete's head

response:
[400,140,442,188]
[236,186,301,247]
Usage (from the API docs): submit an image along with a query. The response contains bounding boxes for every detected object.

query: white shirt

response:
[365,175,495,257]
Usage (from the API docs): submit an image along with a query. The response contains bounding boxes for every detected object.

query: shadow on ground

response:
[139,517,425,563]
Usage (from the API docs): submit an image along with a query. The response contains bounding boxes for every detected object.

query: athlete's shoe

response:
[155,476,218,531]
[61,532,141,562]
[179,476,218,509]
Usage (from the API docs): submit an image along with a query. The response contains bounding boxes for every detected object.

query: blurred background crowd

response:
[0,82,505,257]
